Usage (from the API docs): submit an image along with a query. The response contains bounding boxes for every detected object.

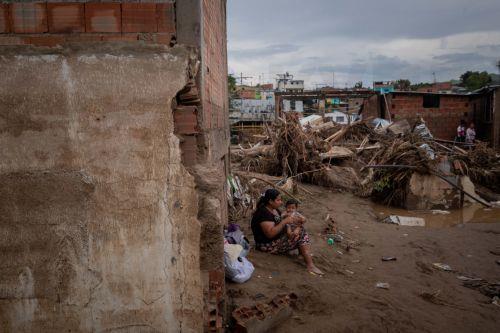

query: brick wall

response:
[0,1,175,46]
[362,95,381,119]
[387,93,472,140]
[201,1,229,331]
[202,0,229,149]
[493,88,500,149]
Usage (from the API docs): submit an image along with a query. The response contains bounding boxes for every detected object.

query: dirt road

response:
[229,185,500,332]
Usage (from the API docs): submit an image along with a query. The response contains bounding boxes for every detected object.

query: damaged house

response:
[382,88,500,148]
[0,1,228,332]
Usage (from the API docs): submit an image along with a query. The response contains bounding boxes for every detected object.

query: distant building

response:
[382,88,500,148]
[416,82,453,93]
[282,99,304,112]
[276,73,304,92]
[324,110,358,124]
[373,81,395,94]
[235,85,258,99]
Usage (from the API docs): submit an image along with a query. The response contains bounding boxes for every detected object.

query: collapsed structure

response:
[0,1,228,332]
[231,114,499,210]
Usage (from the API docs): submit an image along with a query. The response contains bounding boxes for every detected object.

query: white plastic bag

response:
[224,250,254,283]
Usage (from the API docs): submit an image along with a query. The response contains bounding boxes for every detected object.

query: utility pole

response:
[432,72,437,84]
[332,72,335,88]
[238,72,252,86]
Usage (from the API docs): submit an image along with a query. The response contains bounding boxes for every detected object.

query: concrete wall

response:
[0,44,203,332]
[387,93,471,140]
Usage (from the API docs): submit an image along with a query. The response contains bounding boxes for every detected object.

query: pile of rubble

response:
[231,113,500,208]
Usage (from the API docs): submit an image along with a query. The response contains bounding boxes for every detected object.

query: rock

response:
[322,166,361,191]
[387,119,411,136]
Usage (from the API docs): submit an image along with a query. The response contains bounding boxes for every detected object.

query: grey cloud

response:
[433,53,491,64]
[299,55,415,79]
[228,0,500,42]
[229,44,301,59]
[228,0,500,85]
[476,44,500,51]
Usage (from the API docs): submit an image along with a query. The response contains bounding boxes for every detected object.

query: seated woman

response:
[251,189,323,275]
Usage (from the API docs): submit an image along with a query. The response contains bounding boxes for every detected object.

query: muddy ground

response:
[228,184,500,332]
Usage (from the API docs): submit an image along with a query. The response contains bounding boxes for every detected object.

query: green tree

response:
[354,81,363,89]
[228,75,237,95]
[460,71,492,91]
[394,79,411,91]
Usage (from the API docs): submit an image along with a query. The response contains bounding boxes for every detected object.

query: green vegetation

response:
[228,75,237,95]
[394,79,411,91]
[459,71,492,91]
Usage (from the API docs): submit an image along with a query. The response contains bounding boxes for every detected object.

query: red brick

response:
[157,3,175,33]
[155,32,174,45]
[24,35,65,47]
[122,3,157,33]
[85,3,121,33]
[0,36,23,46]
[11,2,48,34]
[103,33,139,42]
[174,106,199,135]
[47,3,84,33]
[0,4,11,33]
[180,135,198,166]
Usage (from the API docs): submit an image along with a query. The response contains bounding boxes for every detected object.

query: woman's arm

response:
[260,216,295,239]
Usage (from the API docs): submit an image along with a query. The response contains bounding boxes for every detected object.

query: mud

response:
[230,185,500,332]
[372,203,500,228]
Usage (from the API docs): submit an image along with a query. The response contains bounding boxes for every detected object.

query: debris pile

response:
[232,293,298,333]
[231,114,500,207]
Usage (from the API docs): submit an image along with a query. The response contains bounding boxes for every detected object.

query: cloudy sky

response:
[227,0,500,88]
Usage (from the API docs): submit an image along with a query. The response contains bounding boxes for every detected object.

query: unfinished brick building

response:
[0,1,228,332]
[384,90,500,148]
[385,92,471,140]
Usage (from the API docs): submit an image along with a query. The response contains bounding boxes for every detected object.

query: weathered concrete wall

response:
[0,44,203,332]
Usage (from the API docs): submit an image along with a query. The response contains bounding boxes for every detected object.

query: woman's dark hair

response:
[256,188,280,208]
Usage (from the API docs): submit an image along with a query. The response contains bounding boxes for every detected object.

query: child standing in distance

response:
[282,199,306,242]
[456,120,466,143]
[466,122,476,144]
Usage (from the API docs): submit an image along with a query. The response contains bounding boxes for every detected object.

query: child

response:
[466,122,476,144]
[282,199,306,242]
[456,120,466,142]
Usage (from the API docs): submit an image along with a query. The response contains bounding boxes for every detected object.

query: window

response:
[423,94,440,108]
[290,100,296,110]
[336,116,345,123]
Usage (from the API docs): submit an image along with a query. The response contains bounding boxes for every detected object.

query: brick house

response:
[383,90,500,148]
[1,1,228,332]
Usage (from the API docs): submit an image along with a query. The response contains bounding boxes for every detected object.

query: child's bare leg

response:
[299,244,323,275]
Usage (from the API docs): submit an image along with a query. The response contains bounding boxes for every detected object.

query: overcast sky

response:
[227,0,500,88]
